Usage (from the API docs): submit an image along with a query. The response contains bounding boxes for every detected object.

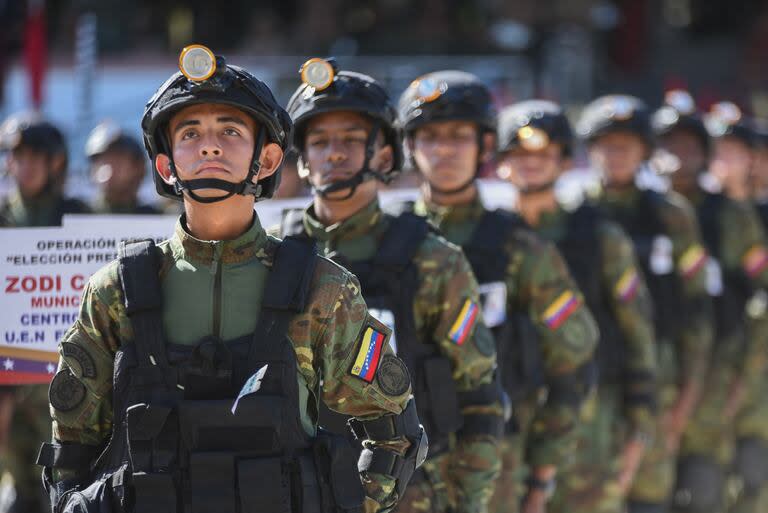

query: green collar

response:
[303,198,386,244]
[170,214,274,266]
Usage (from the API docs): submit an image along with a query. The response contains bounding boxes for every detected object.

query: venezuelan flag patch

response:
[614,267,640,302]
[678,244,707,279]
[350,325,386,383]
[448,299,479,345]
[743,245,768,278]
[543,290,581,330]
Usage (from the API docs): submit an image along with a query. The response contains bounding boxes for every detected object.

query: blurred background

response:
[0,0,767,198]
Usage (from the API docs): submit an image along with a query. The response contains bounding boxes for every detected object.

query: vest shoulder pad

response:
[376,211,432,267]
[263,235,318,312]
[118,239,162,315]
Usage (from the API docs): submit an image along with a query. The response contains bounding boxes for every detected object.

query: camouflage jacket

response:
[599,186,713,390]
[286,198,501,512]
[533,202,658,437]
[0,187,90,227]
[51,214,411,512]
[413,194,599,467]
[688,189,768,389]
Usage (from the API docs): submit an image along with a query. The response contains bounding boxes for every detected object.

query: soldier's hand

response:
[616,436,647,495]
[520,489,548,513]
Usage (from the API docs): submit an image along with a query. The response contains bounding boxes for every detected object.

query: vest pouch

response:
[57,476,116,513]
[126,403,173,473]
[178,397,283,452]
[189,452,236,513]
[314,430,365,513]
[237,457,292,513]
[421,356,462,438]
[131,472,177,513]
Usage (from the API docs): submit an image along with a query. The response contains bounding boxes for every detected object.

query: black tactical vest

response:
[459,209,545,409]
[281,210,462,457]
[553,205,627,383]
[696,191,753,345]
[755,201,768,233]
[56,237,365,513]
[607,189,684,343]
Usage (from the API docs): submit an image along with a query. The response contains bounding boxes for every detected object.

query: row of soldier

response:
[1,47,767,513]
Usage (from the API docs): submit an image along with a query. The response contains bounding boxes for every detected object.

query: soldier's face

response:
[91,150,145,202]
[7,147,51,198]
[710,137,753,196]
[303,111,392,199]
[163,104,258,198]
[659,129,707,189]
[496,144,565,193]
[411,121,479,189]
[589,132,647,187]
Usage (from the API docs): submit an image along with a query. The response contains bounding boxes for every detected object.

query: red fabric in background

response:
[23,1,46,110]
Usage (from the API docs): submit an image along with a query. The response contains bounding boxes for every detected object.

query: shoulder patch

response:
[614,267,640,302]
[678,244,707,279]
[61,342,97,379]
[542,290,581,330]
[350,323,387,383]
[743,245,768,278]
[448,299,479,345]
[376,355,411,396]
[49,368,86,412]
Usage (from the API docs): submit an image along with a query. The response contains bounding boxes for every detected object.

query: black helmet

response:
[85,121,145,162]
[397,70,496,135]
[497,100,574,157]
[286,58,402,199]
[577,94,653,147]
[141,44,293,203]
[0,113,67,158]
[652,90,710,152]
[704,101,755,148]
[398,70,495,195]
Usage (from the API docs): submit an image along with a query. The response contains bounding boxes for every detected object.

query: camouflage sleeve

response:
[518,240,599,467]
[412,235,501,512]
[662,192,713,386]
[309,258,412,512]
[719,202,768,385]
[51,261,125,448]
[598,221,657,436]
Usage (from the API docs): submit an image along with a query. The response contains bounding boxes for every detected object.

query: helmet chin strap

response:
[168,128,267,204]
[308,122,392,201]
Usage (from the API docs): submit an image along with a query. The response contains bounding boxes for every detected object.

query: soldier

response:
[0,115,89,513]
[279,60,502,513]
[495,99,658,513]
[0,114,89,226]
[84,120,161,214]
[578,94,714,513]
[36,45,427,513]
[397,72,599,513]
[654,93,768,513]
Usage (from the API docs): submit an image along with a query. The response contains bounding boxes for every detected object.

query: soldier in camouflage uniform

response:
[653,94,768,513]
[279,61,503,513]
[495,100,658,513]
[578,94,714,513]
[0,116,89,513]
[84,121,161,214]
[397,72,599,513]
[36,46,427,513]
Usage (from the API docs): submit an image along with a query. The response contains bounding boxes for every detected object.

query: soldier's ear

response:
[372,144,394,174]
[480,133,496,164]
[155,154,175,185]
[256,142,284,181]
